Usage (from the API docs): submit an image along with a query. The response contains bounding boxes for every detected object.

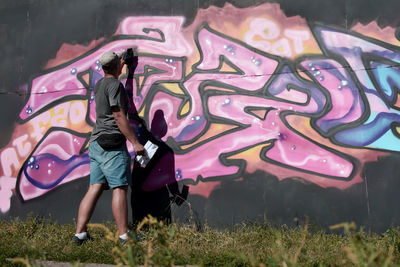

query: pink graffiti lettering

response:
[18,131,88,201]
[0,176,16,213]
[1,148,19,177]
[12,134,32,158]
[0,4,399,207]
[151,25,279,143]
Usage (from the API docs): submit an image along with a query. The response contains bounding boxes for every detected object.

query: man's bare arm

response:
[112,106,145,155]
[123,51,138,115]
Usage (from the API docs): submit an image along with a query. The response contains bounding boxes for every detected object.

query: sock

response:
[119,232,128,240]
[75,232,88,240]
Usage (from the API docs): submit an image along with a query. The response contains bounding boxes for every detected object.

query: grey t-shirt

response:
[90,77,129,142]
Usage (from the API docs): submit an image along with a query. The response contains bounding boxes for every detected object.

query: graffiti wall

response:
[1,0,400,231]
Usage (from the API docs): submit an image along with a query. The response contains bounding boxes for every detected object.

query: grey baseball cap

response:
[99,51,121,69]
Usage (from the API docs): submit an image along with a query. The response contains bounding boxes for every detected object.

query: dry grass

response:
[1,216,400,266]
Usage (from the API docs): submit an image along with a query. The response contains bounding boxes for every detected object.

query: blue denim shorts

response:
[88,140,131,188]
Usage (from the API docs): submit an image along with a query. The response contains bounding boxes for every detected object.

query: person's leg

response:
[103,144,131,237]
[75,141,107,234]
[112,185,129,236]
[76,183,105,233]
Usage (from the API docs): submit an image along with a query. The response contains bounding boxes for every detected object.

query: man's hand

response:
[127,55,138,75]
[132,142,145,156]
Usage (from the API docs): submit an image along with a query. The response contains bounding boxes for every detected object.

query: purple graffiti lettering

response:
[301,59,365,133]
[315,26,400,150]
[24,153,89,189]
[18,131,89,201]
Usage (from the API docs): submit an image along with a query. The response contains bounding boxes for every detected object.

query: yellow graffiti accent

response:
[160,83,185,95]
[394,94,400,108]
[139,104,146,117]
[297,66,313,81]
[138,76,145,89]
[246,108,269,120]
[28,100,92,141]
[219,61,239,73]
[180,101,190,116]
[81,73,90,85]
[226,142,273,163]
[203,86,237,93]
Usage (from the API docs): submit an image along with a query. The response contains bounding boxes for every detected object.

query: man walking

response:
[73,50,145,244]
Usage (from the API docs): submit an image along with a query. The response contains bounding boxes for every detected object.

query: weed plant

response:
[1,216,400,266]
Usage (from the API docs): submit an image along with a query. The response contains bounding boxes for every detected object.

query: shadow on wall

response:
[174,153,400,233]
[130,109,189,226]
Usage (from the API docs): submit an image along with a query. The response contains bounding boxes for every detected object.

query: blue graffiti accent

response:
[175,116,207,142]
[92,71,103,88]
[334,112,400,149]
[370,61,400,104]
[369,129,400,151]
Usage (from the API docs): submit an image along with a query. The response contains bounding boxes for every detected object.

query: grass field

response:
[1,216,399,266]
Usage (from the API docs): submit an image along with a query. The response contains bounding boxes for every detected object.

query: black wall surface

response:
[1,0,400,232]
